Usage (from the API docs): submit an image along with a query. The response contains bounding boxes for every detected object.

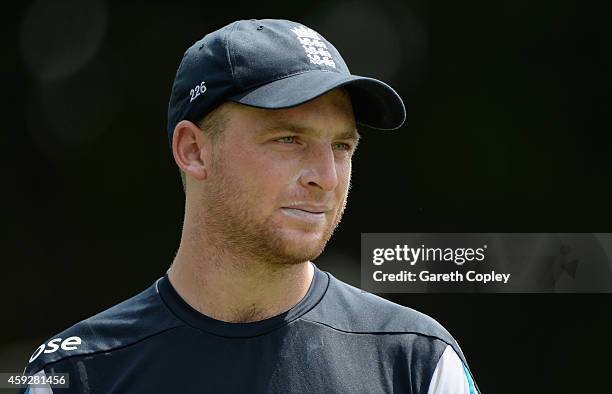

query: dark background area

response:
[2,0,611,392]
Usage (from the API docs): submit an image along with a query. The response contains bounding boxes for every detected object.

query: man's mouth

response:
[280,204,331,223]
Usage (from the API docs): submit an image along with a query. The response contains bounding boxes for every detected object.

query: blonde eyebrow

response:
[261,123,361,143]
[337,128,361,142]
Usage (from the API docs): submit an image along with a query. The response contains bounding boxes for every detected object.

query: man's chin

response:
[269,231,330,264]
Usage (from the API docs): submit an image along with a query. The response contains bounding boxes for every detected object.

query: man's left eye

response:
[333,142,351,151]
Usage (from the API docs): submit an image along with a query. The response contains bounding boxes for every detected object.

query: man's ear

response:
[172,120,211,182]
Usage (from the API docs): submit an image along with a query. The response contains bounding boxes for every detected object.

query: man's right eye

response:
[276,136,297,143]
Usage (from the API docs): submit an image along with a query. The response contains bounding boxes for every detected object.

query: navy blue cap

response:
[167,19,406,145]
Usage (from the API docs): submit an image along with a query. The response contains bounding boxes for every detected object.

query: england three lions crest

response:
[290,25,336,68]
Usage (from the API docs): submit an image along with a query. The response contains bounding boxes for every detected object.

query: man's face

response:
[198,88,359,267]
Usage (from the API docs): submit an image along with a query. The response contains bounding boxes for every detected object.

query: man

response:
[21,19,479,393]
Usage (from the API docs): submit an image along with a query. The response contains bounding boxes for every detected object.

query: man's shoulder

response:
[303,271,464,359]
[24,278,183,374]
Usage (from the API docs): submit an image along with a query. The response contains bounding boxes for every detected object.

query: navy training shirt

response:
[21,264,479,393]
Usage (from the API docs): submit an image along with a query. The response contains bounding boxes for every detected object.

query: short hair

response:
[179,103,230,192]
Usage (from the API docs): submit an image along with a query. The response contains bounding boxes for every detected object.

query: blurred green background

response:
[2,0,611,392]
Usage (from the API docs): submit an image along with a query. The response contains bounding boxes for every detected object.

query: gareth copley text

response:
[372,245,487,266]
[373,270,511,284]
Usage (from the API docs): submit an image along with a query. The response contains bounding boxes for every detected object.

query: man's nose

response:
[298,144,339,192]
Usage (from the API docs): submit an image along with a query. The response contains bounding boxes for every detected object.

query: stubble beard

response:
[201,154,348,270]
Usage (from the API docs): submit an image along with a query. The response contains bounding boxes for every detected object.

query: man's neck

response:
[167,242,314,323]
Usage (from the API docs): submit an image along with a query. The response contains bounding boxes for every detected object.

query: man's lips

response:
[281,204,333,214]
[280,204,332,223]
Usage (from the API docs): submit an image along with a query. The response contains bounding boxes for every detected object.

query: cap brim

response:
[227,70,406,130]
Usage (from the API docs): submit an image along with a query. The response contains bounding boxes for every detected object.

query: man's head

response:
[173,87,357,264]
[166,19,405,265]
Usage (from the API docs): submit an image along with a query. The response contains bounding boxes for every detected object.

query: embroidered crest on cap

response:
[290,25,336,69]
